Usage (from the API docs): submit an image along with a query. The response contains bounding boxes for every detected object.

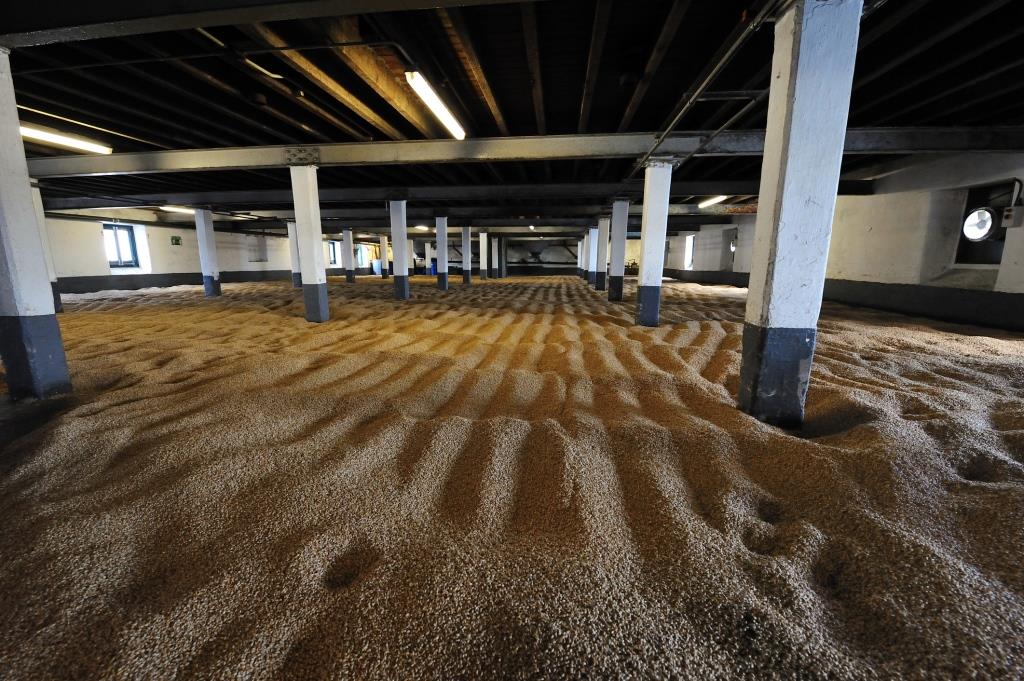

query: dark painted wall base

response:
[394,275,410,299]
[202,275,221,297]
[506,265,578,276]
[608,275,624,301]
[302,283,329,323]
[738,323,816,428]
[0,314,72,400]
[665,269,1024,333]
[636,285,661,327]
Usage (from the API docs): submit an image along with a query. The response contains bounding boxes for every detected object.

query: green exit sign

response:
[170,236,182,246]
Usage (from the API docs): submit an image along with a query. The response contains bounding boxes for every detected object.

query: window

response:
[104,224,138,268]
[684,234,695,271]
[328,241,339,265]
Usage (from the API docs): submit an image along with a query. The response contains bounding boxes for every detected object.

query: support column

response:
[739,0,862,427]
[0,49,71,399]
[595,216,610,291]
[478,231,488,280]
[576,238,584,279]
[608,200,629,301]
[489,237,499,278]
[287,221,302,287]
[461,226,472,284]
[194,208,221,297]
[342,228,355,283]
[424,241,433,277]
[390,201,410,299]
[29,188,61,313]
[636,159,674,327]
[586,226,598,286]
[407,238,415,274]
[378,234,389,279]
[436,217,449,290]
[289,165,329,322]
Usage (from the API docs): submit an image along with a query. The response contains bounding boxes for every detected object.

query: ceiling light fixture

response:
[161,205,196,215]
[529,225,535,230]
[244,58,284,79]
[405,71,466,140]
[698,195,728,209]
[19,125,112,154]
[415,225,429,231]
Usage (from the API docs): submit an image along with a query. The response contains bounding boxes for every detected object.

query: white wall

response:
[732,216,756,273]
[46,218,108,277]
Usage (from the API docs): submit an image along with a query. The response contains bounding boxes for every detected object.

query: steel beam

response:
[1,1,539,47]
[26,128,1024,179]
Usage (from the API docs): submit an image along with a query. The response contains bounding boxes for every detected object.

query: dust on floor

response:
[1,276,1022,679]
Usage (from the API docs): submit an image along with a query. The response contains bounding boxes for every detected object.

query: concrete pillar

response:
[194,208,221,297]
[378,234,389,279]
[580,232,589,279]
[478,231,488,280]
[740,0,862,427]
[490,237,499,278]
[341,228,355,282]
[406,238,415,273]
[424,241,433,277]
[0,49,71,399]
[29,187,62,313]
[608,200,629,301]
[586,226,599,286]
[461,226,472,284]
[595,216,610,291]
[576,238,583,278]
[636,159,673,327]
[435,217,449,290]
[289,165,329,322]
[287,221,302,287]
[390,201,410,299]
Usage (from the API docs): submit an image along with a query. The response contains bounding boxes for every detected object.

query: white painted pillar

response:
[289,165,329,322]
[740,0,863,426]
[194,208,221,297]
[580,231,589,280]
[0,49,71,399]
[461,226,472,284]
[595,215,610,291]
[389,201,410,299]
[406,238,415,273]
[636,159,674,326]
[378,234,389,279]
[608,200,629,301]
[490,237,500,278]
[29,187,61,312]
[586,226,599,286]
[286,221,302,287]
[478,231,488,280]
[435,217,449,290]
[341,228,355,282]
[576,238,583,278]
[424,241,433,276]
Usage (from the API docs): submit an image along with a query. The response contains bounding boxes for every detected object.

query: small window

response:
[684,234,695,271]
[104,224,138,268]
[328,241,339,265]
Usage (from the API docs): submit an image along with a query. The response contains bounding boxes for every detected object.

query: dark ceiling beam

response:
[521,4,546,135]
[242,23,407,140]
[1,1,546,47]
[436,7,509,136]
[27,128,1024,178]
[856,0,930,52]
[577,0,612,134]
[616,0,691,132]
[41,180,874,210]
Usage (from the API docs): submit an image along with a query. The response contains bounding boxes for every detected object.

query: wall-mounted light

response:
[161,206,196,215]
[405,71,466,140]
[698,195,728,209]
[20,125,112,154]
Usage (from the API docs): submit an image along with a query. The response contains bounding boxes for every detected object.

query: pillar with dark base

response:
[195,208,221,297]
[489,237,498,279]
[739,0,862,427]
[289,165,330,322]
[478,231,487,281]
[30,187,62,313]
[595,216,609,291]
[436,217,449,290]
[379,235,389,279]
[635,159,673,327]
[390,200,410,300]
[608,200,628,301]
[461,226,472,284]
[287,222,302,287]
[0,48,72,399]
[586,226,598,286]
[342,228,356,283]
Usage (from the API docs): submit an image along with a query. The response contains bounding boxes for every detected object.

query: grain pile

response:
[1,276,1022,679]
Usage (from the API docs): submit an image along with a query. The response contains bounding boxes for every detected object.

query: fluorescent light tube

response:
[405,71,466,140]
[698,195,728,208]
[19,125,112,154]
[161,206,196,215]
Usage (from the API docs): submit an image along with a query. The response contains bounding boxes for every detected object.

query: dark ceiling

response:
[8,0,1023,222]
